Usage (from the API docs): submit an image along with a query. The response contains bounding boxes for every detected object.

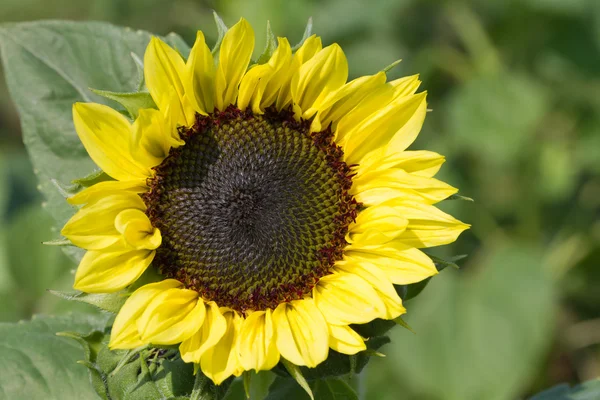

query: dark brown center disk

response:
[144,107,359,312]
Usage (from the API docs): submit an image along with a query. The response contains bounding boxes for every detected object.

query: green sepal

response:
[427,253,466,271]
[90,88,156,119]
[393,316,416,334]
[42,238,73,246]
[281,358,314,400]
[292,17,313,51]
[51,177,81,196]
[242,371,252,399]
[49,290,128,314]
[381,59,402,73]
[211,11,228,56]
[71,168,113,187]
[446,193,474,202]
[351,319,395,338]
[190,371,233,400]
[256,21,277,65]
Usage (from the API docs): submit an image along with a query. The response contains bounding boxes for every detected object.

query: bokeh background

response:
[0,0,599,399]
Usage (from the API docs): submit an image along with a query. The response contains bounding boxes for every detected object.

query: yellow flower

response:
[61,18,469,384]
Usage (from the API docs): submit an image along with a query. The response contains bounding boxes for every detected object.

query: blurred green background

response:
[0,0,599,399]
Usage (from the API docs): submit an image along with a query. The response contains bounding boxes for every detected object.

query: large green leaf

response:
[265,377,358,400]
[0,21,187,263]
[0,313,110,400]
[365,245,556,400]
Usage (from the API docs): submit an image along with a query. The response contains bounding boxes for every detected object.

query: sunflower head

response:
[61,17,469,385]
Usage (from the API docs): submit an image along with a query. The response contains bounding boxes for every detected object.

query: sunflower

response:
[61,18,468,384]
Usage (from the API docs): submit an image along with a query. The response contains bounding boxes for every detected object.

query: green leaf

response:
[0,313,110,400]
[265,377,309,400]
[6,204,72,298]
[447,74,549,167]
[272,335,390,381]
[256,21,277,65]
[265,377,358,400]
[130,52,145,91]
[365,245,556,400]
[49,290,128,314]
[57,330,110,399]
[165,32,191,59]
[529,379,600,400]
[312,379,358,400]
[0,21,159,263]
[90,88,156,119]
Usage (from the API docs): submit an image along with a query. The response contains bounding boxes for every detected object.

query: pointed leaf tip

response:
[281,358,314,400]
[257,21,277,65]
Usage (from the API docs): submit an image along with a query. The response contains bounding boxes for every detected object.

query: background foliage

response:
[0,0,599,399]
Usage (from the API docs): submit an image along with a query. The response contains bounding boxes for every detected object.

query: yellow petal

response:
[180,301,227,363]
[275,35,322,110]
[357,150,446,178]
[389,74,422,98]
[342,92,428,165]
[237,63,274,114]
[313,273,387,325]
[261,38,293,107]
[61,193,145,250]
[347,204,408,246]
[291,44,348,118]
[272,299,329,367]
[334,84,395,145]
[185,30,215,115]
[73,247,155,293]
[144,37,195,126]
[131,108,183,168]
[110,279,183,349]
[328,325,366,355]
[67,180,148,205]
[73,103,150,181]
[387,201,470,248]
[114,209,161,250]
[351,168,458,206]
[293,35,323,64]
[335,260,406,320]
[345,243,437,285]
[214,18,255,111]
[200,309,242,385]
[309,72,387,132]
[237,309,280,371]
[137,288,205,345]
